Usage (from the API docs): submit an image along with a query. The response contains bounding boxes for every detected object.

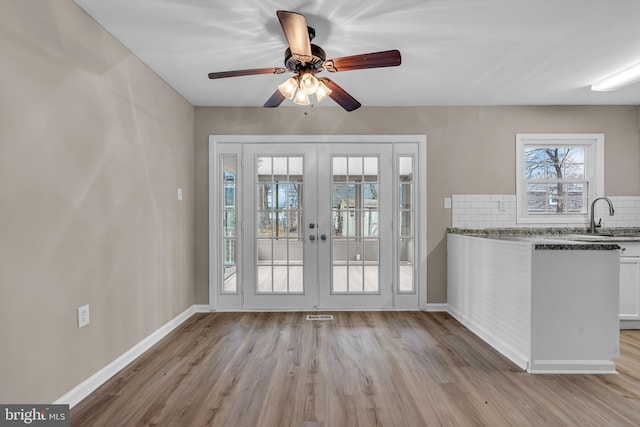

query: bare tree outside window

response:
[524,147,587,214]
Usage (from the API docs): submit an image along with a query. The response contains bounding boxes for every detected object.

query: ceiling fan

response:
[208,10,401,112]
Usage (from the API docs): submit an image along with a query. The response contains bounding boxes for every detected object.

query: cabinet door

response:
[619,257,640,320]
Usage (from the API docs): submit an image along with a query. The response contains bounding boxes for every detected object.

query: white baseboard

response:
[529,360,617,375]
[193,304,213,312]
[620,319,640,329]
[215,307,423,312]
[54,304,209,408]
[424,303,449,312]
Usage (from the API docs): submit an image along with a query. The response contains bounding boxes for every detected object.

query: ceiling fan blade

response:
[318,78,361,112]
[324,50,401,72]
[276,10,312,61]
[208,68,287,79]
[264,89,286,108]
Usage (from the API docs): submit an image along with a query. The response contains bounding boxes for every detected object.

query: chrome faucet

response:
[590,197,615,233]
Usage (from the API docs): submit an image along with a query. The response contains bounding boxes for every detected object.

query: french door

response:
[211,137,424,311]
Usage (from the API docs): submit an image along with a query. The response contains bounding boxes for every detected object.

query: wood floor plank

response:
[70,312,640,426]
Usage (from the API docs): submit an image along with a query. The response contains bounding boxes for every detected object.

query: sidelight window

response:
[221,155,238,293]
[398,155,415,293]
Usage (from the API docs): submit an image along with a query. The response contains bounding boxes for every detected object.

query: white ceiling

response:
[73,0,640,108]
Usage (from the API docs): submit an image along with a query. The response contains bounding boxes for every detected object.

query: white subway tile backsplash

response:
[451,194,640,229]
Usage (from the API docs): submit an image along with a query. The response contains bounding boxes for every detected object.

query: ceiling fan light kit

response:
[315,80,332,102]
[591,62,640,91]
[299,70,319,95]
[278,69,333,104]
[294,89,310,106]
[208,10,401,111]
[278,77,299,100]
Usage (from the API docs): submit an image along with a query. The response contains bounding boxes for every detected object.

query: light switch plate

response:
[177,188,183,201]
[444,197,452,209]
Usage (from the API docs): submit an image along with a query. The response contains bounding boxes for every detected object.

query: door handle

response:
[320,234,327,241]
[309,235,316,241]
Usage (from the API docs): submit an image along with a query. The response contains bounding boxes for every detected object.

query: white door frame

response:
[208,135,427,311]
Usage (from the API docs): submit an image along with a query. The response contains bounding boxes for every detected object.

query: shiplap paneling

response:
[447,234,532,369]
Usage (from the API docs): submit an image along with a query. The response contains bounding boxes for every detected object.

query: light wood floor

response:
[70,312,640,426]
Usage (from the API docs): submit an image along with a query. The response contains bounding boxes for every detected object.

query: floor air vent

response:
[306,314,334,321]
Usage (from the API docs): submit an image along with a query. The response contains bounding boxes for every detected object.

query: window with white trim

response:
[221,155,238,293]
[516,134,604,224]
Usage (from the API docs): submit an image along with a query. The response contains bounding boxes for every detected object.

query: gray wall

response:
[0,1,195,403]
[2,0,640,406]
[195,106,640,304]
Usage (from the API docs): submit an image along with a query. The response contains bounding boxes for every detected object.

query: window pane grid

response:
[331,156,380,294]
[398,155,415,294]
[526,181,589,214]
[522,143,593,218]
[221,155,238,294]
[256,156,304,294]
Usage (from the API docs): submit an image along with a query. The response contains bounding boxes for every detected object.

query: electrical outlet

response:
[77,304,90,328]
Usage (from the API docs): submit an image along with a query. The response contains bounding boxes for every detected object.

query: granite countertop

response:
[447,227,640,250]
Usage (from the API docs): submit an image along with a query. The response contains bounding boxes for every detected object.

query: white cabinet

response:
[618,242,640,329]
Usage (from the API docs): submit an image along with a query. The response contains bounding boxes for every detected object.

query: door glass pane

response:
[360,211,379,237]
[333,266,348,292]
[258,211,274,237]
[289,157,303,175]
[285,211,299,238]
[365,265,379,292]
[400,211,412,237]
[273,157,287,175]
[331,156,380,293]
[363,157,378,177]
[257,157,271,175]
[258,266,273,292]
[364,183,379,203]
[348,265,364,292]
[223,266,237,293]
[221,155,238,293]
[333,157,347,176]
[257,182,274,210]
[348,157,363,176]
[256,155,304,294]
[398,156,415,293]
[399,238,414,292]
[289,266,303,292]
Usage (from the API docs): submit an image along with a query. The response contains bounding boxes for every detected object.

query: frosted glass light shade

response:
[278,77,298,99]
[299,71,319,95]
[293,90,310,105]
[315,80,332,102]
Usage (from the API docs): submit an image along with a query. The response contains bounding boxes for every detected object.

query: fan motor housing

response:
[284,44,326,72]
